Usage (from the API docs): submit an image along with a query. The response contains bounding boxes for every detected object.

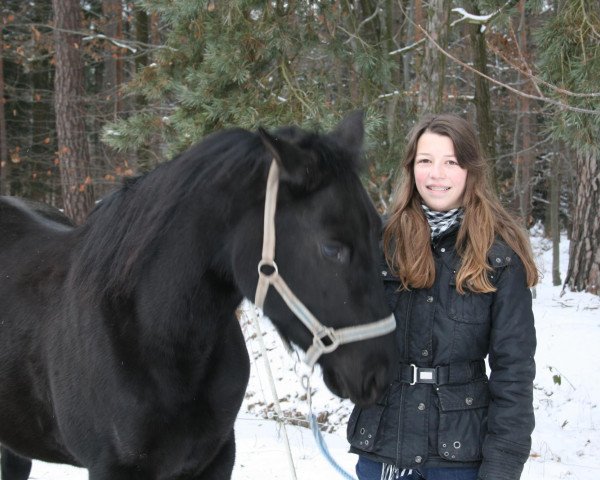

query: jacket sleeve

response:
[478,252,536,480]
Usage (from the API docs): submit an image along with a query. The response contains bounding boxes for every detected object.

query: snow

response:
[28,233,600,479]
[451,7,495,24]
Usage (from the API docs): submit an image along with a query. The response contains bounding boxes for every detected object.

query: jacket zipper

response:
[396,290,413,466]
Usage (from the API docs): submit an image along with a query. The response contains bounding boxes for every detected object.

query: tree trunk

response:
[564,150,600,295]
[31,0,56,203]
[413,0,423,43]
[403,0,415,92]
[383,0,404,154]
[52,0,94,224]
[550,151,561,286]
[417,0,451,113]
[517,99,532,225]
[0,30,8,195]
[103,0,124,120]
[515,0,535,227]
[133,5,154,173]
[135,8,150,72]
[467,0,496,186]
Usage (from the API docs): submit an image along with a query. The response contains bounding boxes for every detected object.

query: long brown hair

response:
[383,114,538,293]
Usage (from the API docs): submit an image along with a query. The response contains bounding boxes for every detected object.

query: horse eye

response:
[321,243,348,263]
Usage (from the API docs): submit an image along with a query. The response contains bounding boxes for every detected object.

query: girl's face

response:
[413,132,468,212]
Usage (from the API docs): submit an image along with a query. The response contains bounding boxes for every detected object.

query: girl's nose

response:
[430,161,445,179]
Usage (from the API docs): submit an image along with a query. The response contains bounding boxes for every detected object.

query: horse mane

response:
[73,124,362,299]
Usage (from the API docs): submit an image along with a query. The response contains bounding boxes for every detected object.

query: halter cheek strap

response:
[254,160,396,369]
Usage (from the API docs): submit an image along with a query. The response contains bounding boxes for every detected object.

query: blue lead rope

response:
[309,412,357,480]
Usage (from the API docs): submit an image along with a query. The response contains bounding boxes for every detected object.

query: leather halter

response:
[254,161,396,368]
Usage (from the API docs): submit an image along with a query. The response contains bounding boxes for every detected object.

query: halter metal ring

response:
[313,327,340,354]
[258,259,278,278]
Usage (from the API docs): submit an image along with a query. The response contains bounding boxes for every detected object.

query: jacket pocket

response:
[347,404,385,453]
[436,380,490,462]
[449,290,492,324]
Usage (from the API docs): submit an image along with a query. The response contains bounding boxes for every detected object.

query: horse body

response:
[1,192,250,478]
[0,114,395,479]
[2,161,253,478]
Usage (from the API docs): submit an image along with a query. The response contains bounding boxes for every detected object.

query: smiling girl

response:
[347,114,538,480]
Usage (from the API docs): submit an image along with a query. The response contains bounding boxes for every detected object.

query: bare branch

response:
[9,22,176,52]
[391,0,598,103]
[389,38,424,56]
[356,4,382,32]
[450,0,519,26]
[488,24,600,99]
[82,33,137,53]
[413,21,599,115]
[390,0,517,57]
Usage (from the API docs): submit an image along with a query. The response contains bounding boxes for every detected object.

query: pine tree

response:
[536,1,600,295]
[102,1,399,195]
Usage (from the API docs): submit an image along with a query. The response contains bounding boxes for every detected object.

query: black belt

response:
[397,359,486,385]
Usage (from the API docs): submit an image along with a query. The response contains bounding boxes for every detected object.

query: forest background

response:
[0,0,598,294]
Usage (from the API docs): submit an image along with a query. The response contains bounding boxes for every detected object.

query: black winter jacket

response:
[347,227,536,480]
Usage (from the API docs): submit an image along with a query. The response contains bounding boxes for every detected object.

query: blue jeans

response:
[356,456,479,480]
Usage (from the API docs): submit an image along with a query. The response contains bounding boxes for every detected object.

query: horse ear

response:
[258,127,312,189]
[329,110,364,152]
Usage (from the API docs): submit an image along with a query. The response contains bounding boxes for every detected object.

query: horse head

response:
[233,112,396,407]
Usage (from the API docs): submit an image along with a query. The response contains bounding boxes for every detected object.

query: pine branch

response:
[279,60,314,115]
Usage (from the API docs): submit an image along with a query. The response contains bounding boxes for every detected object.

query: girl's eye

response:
[416,158,430,164]
[447,159,459,166]
[321,243,349,263]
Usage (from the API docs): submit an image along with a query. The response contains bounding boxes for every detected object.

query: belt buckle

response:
[410,363,418,385]
[410,364,437,385]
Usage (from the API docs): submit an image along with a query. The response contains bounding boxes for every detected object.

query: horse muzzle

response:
[320,338,395,407]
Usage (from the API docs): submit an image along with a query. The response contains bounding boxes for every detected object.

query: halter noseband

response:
[254,160,396,369]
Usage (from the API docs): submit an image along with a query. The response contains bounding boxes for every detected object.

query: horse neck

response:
[138,163,272,357]
[74,150,269,343]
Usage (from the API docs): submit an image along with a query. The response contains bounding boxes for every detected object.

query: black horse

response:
[0,113,395,479]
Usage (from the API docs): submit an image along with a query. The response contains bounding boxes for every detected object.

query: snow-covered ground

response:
[29,233,600,479]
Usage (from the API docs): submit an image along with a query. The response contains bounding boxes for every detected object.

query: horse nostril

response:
[322,369,348,399]
[360,372,378,404]
[360,362,389,405]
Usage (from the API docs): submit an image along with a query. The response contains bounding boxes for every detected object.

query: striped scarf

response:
[381,464,418,479]
[421,204,464,239]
